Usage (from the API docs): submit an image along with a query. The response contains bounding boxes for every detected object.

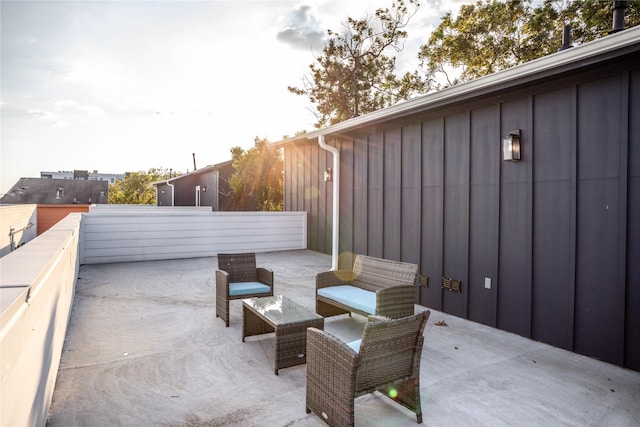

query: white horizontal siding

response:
[0,205,37,257]
[80,210,307,264]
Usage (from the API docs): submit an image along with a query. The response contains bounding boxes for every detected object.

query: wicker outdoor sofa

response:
[315,255,419,320]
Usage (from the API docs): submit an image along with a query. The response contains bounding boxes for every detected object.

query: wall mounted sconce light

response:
[324,168,333,182]
[202,186,207,192]
[502,130,521,161]
[161,189,165,194]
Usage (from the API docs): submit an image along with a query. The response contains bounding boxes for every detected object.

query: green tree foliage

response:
[108,168,172,205]
[229,138,283,211]
[419,0,640,88]
[289,0,426,128]
[419,0,531,86]
[553,0,640,43]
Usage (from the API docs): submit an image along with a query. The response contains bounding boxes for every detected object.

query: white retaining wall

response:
[0,213,80,427]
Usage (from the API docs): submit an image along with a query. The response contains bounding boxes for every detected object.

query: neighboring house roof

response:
[0,178,108,204]
[151,160,234,186]
[273,25,640,144]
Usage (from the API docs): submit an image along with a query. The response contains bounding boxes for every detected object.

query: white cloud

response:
[26,108,54,119]
[276,5,326,50]
[26,108,68,127]
[53,99,78,107]
[53,99,106,118]
[79,105,106,118]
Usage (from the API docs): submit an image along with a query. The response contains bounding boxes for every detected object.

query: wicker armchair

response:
[306,310,430,426]
[215,253,274,327]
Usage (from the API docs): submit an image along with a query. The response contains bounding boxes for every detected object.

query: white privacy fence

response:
[80,209,307,264]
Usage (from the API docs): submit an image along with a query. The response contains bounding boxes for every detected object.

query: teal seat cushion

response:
[229,281,271,296]
[317,285,376,315]
[347,339,361,353]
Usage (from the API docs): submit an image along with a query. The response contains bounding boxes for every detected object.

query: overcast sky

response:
[1,0,472,195]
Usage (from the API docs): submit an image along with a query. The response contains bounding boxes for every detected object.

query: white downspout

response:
[167,180,175,207]
[318,135,339,270]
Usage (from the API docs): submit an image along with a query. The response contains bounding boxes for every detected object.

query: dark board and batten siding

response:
[628,70,640,370]
[284,67,640,371]
[285,143,332,256]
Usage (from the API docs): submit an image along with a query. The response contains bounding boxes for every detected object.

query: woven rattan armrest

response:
[306,328,358,425]
[307,327,358,370]
[375,285,417,319]
[215,270,230,293]
[256,267,274,287]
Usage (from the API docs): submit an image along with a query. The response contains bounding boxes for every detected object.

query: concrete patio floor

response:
[47,250,640,427]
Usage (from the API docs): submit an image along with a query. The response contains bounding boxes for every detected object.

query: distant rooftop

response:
[40,170,125,184]
[0,177,108,204]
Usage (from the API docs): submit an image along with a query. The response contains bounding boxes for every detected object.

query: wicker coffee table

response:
[242,295,324,375]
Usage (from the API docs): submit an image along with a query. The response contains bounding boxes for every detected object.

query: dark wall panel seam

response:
[440,116,446,310]
[465,111,471,319]
[492,105,500,327]
[496,104,503,326]
[620,71,630,365]
[526,95,534,338]
[382,133,386,258]
[569,85,578,352]
[362,136,369,258]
